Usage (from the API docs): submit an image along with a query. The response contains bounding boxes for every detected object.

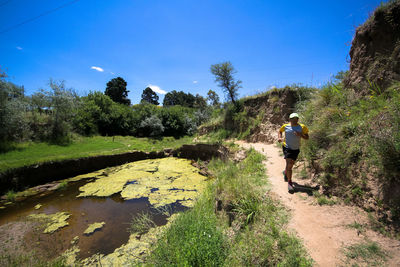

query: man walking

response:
[278,113,309,193]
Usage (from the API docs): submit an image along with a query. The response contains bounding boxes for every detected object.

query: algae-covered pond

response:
[0,157,208,264]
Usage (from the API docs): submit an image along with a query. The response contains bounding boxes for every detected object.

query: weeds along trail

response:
[237,141,400,267]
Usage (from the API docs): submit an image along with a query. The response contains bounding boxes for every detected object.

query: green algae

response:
[77,158,208,208]
[83,222,105,235]
[34,204,42,210]
[62,245,80,266]
[79,214,179,266]
[28,212,71,233]
[71,236,79,245]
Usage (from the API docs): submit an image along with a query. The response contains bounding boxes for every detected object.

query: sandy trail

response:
[237,141,400,267]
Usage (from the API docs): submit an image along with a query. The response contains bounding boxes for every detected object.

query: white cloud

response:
[91,66,104,72]
[147,84,167,95]
[193,80,198,84]
[16,46,23,50]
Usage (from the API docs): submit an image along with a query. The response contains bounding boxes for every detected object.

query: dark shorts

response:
[282,146,300,161]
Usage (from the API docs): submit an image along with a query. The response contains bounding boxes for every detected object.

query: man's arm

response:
[278,130,283,143]
[300,124,309,140]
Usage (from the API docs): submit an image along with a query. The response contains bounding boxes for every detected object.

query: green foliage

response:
[57,181,68,190]
[347,221,366,233]
[0,80,30,148]
[193,94,207,110]
[149,149,312,266]
[210,61,242,104]
[299,77,400,213]
[104,77,130,105]
[0,251,67,267]
[163,90,196,107]
[74,92,135,136]
[149,189,227,266]
[6,190,16,201]
[207,89,220,107]
[313,191,336,206]
[47,80,78,144]
[232,196,260,225]
[128,212,156,235]
[141,87,159,105]
[139,115,164,137]
[160,106,194,137]
[344,240,387,266]
[209,149,313,266]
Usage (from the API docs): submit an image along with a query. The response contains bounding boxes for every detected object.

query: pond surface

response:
[0,157,206,262]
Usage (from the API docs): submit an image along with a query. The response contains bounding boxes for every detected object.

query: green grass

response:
[148,188,227,266]
[128,212,156,235]
[347,221,366,234]
[0,135,193,173]
[0,251,66,267]
[5,190,16,202]
[344,240,387,266]
[148,148,313,266]
[56,181,68,191]
[313,191,337,206]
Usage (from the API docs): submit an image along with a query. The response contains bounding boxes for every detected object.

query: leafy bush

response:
[160,106,194,137]
[139,115,164,137]
[0,80,30,149]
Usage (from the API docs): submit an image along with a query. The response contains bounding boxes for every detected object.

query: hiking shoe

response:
[282,170,288,182]
[288,182,295,194]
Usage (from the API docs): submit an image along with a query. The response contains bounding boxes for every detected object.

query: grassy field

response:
[0,135,193,173]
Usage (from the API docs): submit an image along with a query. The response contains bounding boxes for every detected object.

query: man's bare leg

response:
[285,158,295,184]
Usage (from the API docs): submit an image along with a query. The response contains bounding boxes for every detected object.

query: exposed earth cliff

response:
[345,0,400,93]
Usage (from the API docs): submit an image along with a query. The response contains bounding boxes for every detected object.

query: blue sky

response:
[0,0,384,104]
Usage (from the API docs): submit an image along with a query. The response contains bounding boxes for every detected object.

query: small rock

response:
[34,204,42,210]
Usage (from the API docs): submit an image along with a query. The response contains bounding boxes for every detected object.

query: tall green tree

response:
[194,94,207,110]
[141,87,159,105]
[48,80,78,143]
[163,90,196,107]
[105,77,131,105]
[210,62,241,105]
[207,89,220,107]
[0,79,29,147]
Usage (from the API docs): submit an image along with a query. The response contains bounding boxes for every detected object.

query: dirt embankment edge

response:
[0,144,229,195]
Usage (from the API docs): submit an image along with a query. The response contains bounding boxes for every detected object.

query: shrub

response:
[160,106,194,137]
[139,115,164,137]
[0,80,30,148]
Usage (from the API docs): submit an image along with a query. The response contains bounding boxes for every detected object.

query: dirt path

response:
[237,141,400,267]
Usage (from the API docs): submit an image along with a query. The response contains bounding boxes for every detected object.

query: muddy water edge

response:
[0,157,208,263]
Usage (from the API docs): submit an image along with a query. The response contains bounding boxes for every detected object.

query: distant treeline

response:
[0,77,219,148]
